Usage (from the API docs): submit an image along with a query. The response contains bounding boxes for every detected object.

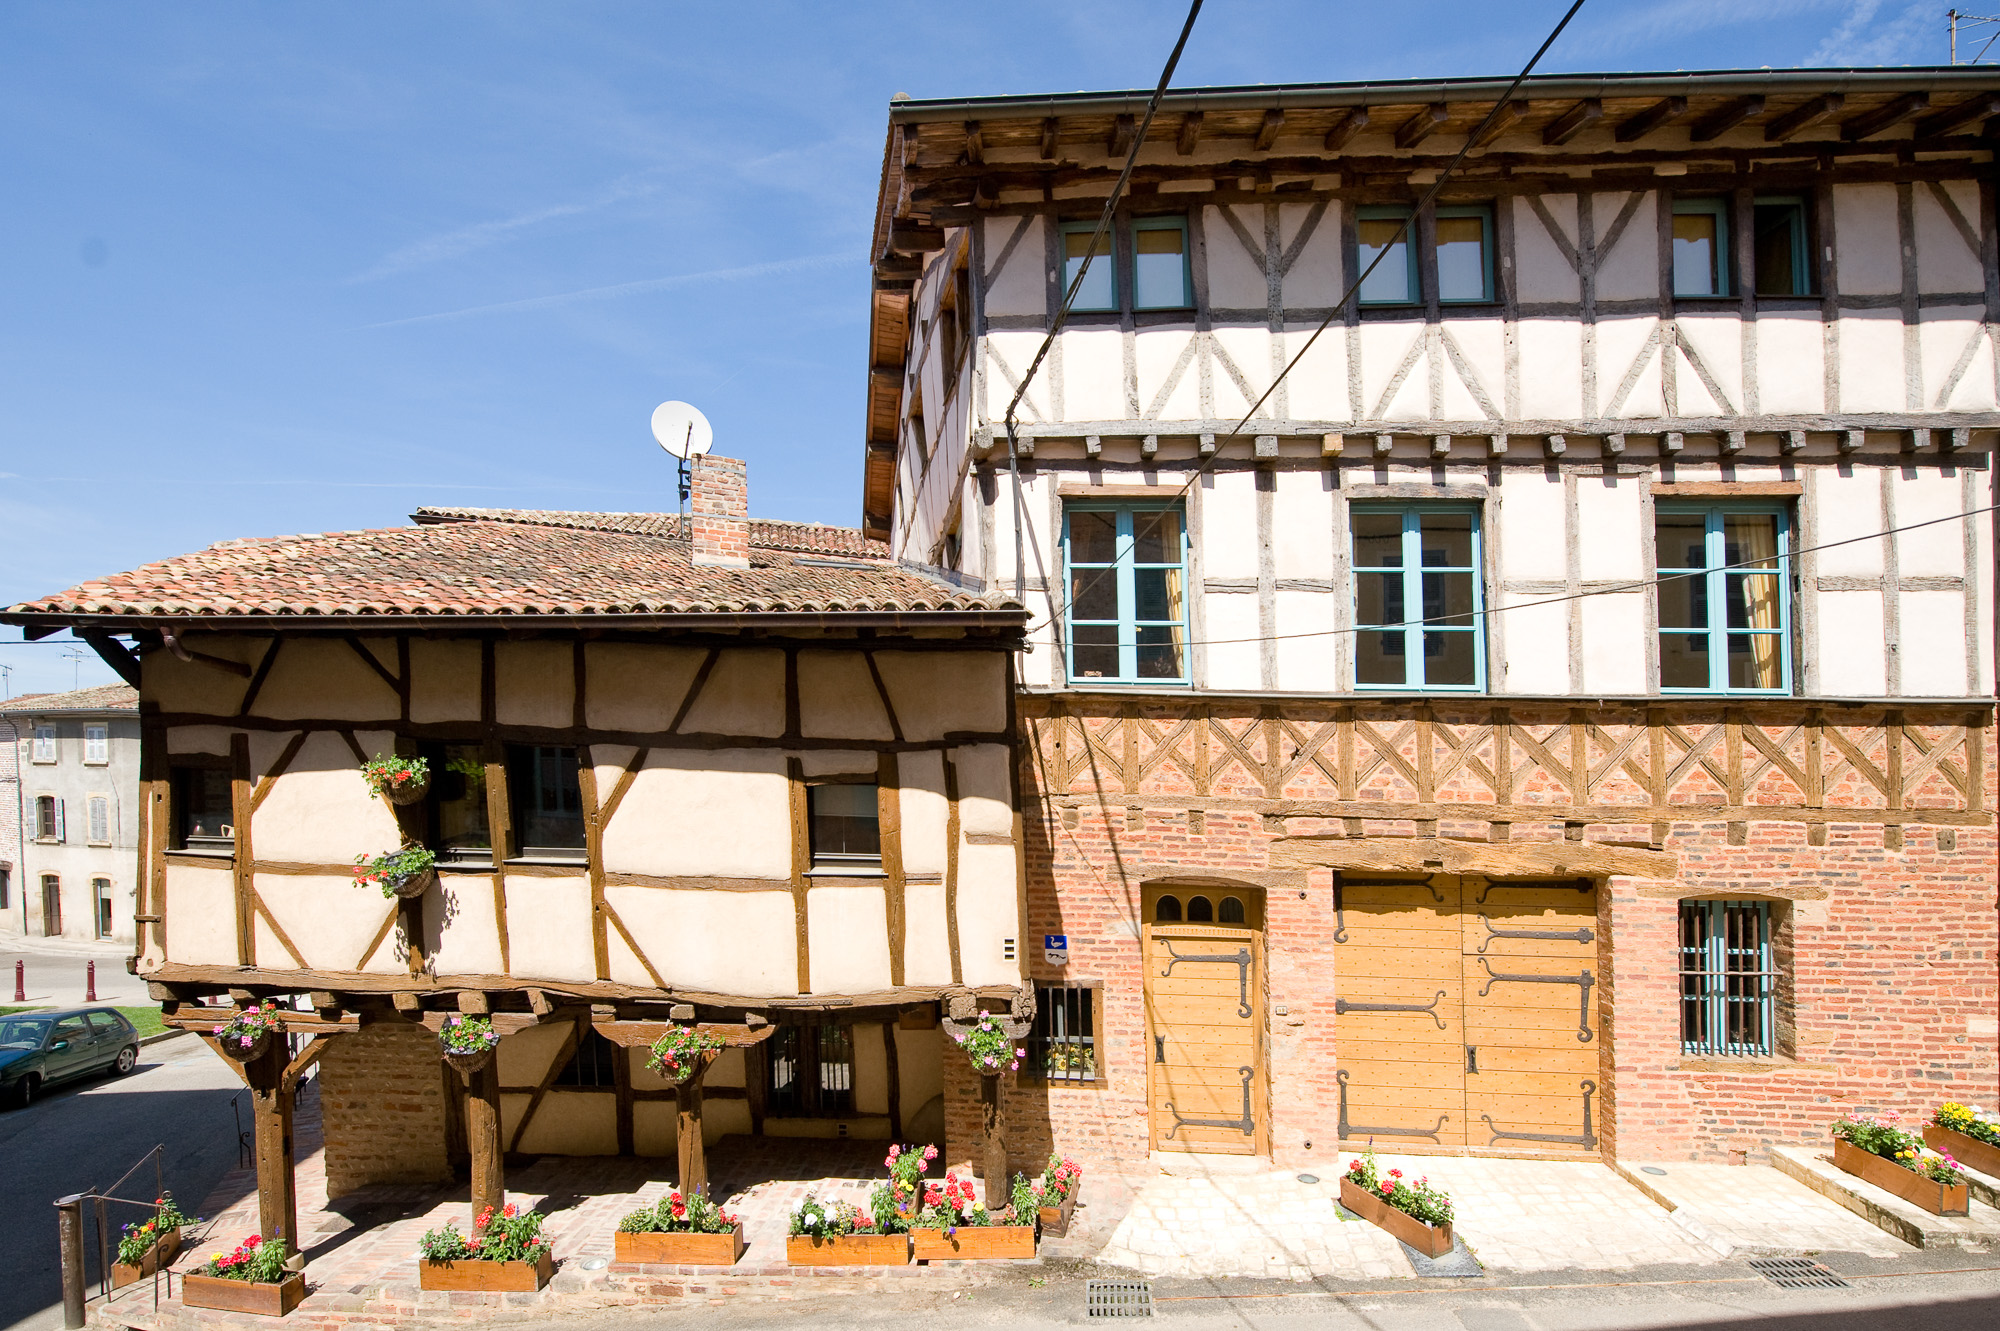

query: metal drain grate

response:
[1086,1279,1155,1318]
[1748,1257,1850,1289]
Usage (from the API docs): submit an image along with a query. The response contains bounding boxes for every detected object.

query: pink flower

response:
[889,1144,901,1159]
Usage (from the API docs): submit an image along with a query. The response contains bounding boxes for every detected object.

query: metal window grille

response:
[553,1028,621,1088]
[766,1024,855,1116]
[1032,985,1098,1083]
[1679,900,1776,1057]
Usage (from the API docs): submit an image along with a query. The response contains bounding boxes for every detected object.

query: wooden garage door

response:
[1335,875,1600,1155]
[1143,887,1266,1155]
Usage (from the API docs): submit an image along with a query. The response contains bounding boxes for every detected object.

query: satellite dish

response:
[651,401,714,460]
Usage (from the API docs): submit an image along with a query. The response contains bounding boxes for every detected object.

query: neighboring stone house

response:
[0,684,141,943]
[0,457,1028,1254]
[865,67,2000,1167]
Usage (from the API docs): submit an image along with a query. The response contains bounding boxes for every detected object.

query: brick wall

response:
[690,455,749,568]
[321,1019,452,1197]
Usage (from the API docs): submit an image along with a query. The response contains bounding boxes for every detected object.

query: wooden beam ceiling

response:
[1542,98,1603,146]
[1394,103,1449,149]
[1915,93,2000,139]
[1176,110,1203,155]
[1765,93,1844,142]
[963,120,984,164]
[1040,117,1058,160]
[1108,113,1134,157]
[1468,99,1527,149]
[1841,91,1927,141]
[1614,96,1686,143]
[1254,108,1286,151]
[1323,106,1368,151]
[1689,95,1764,142]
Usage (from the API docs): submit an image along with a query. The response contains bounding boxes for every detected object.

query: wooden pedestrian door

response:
[1335,875,1600,1155]
[1143,886,1266,1155]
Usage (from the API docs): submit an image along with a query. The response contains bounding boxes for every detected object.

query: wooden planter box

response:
[785,1233,909,1266]
[1833,1139,1970,1217]
[613,1225,745,1266]
[1038,1183,1079,1238]
[1339,1177,1455,1258]
[111,1227,181,1291]
[911,1225,1036,1261]
[180,1273,306,1317]
[417,1248,554,1292]
[1923,1124,2000,1182]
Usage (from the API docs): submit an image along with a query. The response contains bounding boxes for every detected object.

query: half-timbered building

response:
[865,67,2000,1169]
[2,456,1028,1251]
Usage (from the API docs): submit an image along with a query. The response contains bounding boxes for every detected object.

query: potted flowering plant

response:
[1035,1152,1083,1237]
[418,1203,553,1290]
[785,1193,908,1266]
[211,1003,285,1063]
[1340,1149,1455,1257]
[951,1011,1024,1075]
[111,1192,196,1290]
[1831,1111,1970,1216]
[353,844,437,900]
[1924,1102,2000,1182]
[180,1234,304,1317]
[614,1188,744,1265]
[882,1142,939,1219]
[908,1170,1036,1261]
[361,753,430,805]
[646,1025,725,1084]
[437,1014,501,1076]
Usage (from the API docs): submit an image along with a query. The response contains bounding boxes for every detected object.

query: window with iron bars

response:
[1679,900,1777,1057]
[1030,984,1098,1083]
[553,1028,623,1088]
[765,1024,855,1116]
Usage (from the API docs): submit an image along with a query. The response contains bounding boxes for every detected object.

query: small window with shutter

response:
[87,795,111,845]
[84,725,108,765]
[32,726,56,763]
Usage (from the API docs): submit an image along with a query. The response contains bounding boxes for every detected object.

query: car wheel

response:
[14,1075,40,1109]
[113,1045,139,1076]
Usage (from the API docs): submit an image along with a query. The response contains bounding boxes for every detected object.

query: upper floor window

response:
[505,745,584,861]
[171,764,232,852]
[1064,504,1187,684]
[1655,507,1791,694]
[1672,198,1730,297]
[1132,216,1192,309]
[87,795,110,845]
[1435,204,1494,303]
[1352,507,1484,691]
[84,725,108,765]
[807,782,881,870]
[32,726,56,763]
[1752,196,1813,296]
[1060,221,1116,311]
[424,742,492,866]
[1356,205,1417,305]
[35,795,61,842]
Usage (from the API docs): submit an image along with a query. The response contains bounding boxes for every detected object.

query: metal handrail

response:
[54,1143,186,1330]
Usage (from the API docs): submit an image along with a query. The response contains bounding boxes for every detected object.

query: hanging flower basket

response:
[646,1025,726,1084]
[951,1011,1023,1075]
[439,1014,500,1077]
[362,753,431,805]
[353,845,438,900]
[211,1004,285,1063]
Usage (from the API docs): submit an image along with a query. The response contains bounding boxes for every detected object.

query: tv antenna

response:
[650,400,714,527]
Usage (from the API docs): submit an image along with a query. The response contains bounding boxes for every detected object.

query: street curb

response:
[140,1028,191,1048]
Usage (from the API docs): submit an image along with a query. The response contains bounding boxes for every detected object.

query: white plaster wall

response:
[144,637,261,716]
[501,875,595,982]
[1515,320,1584,419]
[1576,476,1645,581]
[1063,329,1127,422]
[1896,470,1969,577]
[429,872,506,976]
[1579,594,1648,694]
[902,882,953,987]
[253,730,404,864]
[798,650,896,741]
[1833,310,1906,414]
[257,872,398,972]
[1814,471,1886,577]
[898,749,949,876]
[1592,192,1657,301]
[1814,590,1888,695]
[1135,327,1203,420]
[678,649,786,738]
[1203,205,1268,307]
[600,747,791,880]
[1915,181,1985,293]
[872,651,1007,741]
[1497,595,1569,694]
[1498,471,1566,581]
[495,642,572,728]
[1201,593,1262,690]
[1275,590,1339,691]
[584,644,710,733]
[1836,185,1902,295]
[1443,318,1505,420]
[1203,471,1260,580]
[1757,313,1825,414]
[1598,317,1663,417]
[253,640,398,722]
[984,330,1055,423]
[954,842,1022,988]
[1363,324,1430,421]
[983,215,1045,318]
[806,883,893,993]
[1280,200,1344,308]
[409,639,480,723]
[607,886,798,996]
[1279,320,1349,420]
[1920,309,1996,412]
[166,725,234,755]
[1675,314,1743,414]
[1899,590,1971,696]
[1211,326,1275,419]
[163,867,236,966]
[1514,196,1579,302]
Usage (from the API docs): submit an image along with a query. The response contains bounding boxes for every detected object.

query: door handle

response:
[1155,1036,1166,1064]
[1465,1045,1478,1075]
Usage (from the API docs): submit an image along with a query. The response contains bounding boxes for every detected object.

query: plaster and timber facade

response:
[865,68,2000,1169]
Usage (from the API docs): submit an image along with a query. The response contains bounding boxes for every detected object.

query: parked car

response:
[0,1007,141,1107]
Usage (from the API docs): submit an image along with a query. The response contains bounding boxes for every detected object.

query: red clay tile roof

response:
[0,683,138,713]
[413,507,891,559]
[2,519,1018,625]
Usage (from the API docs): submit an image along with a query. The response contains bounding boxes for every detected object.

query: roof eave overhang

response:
[0,610,1029,636]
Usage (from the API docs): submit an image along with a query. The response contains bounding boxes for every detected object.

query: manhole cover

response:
[1086,1279,1154,1318]
[1641,1166,1668,1176]
[1748,1257,1849,1289]
[1296,1173,1320,1184]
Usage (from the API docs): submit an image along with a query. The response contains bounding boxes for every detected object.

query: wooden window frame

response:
[83,724,109,766]
[1025,980,1104,1087]
[763,1022,857,1118]
[1131,215,1194,311]
[1654,503,1794,696]
[805,777,883,872]
[34,794,60,842]
[503,743,587,864]
[1433,203,1496,305]
[1355,204,1419,307]
[168,757,234,855]
[92,877,115,939]
[552,1027,622,1091]
[86,794,111,846]
[1062,501,1190,686]
[31,725,56,764]
[1751,195,1814,297]
[1058,219,1118,312]
[1679,899,1779,1058]
[1671,196,1732,298]
[1350,503,1487,692]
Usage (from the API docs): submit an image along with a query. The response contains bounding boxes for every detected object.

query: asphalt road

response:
[0,1032,248,1331]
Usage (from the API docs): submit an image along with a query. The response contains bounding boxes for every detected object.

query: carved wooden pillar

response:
[246,1041,298,1255]
[978,1072,1008,1211]
[464,1059,504,1223]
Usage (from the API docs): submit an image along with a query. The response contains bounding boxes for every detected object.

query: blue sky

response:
[0,0,1957,695]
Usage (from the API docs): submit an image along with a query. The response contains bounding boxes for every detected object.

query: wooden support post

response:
[247,1040,299,1256]
[978,1072,1007,1210]
[676,1067,710,1200]
[465,1059,504,1224]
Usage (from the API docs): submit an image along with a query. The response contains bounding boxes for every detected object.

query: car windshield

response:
[0,1017,54,1050]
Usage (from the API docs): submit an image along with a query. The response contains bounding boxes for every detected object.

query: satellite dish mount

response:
[650,401,715,524]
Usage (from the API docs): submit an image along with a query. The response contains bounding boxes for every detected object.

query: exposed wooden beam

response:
[1841,91,1927,141]
[1689,95,1764,142]
[79,631,140,688]
[1040,117,1058,160]
[1468,99,1528,149]
[1323,106,1368,151]
[1107,113,1134,157]
[887,223,945,256]
[1765,93,1844,143]
[1614,96,1687,143]
[962,120,983,165]
[1394,103,1449,150]
[1176,110,1203,155]
[1915,93,2000,139]
[1542,98,1603,146]
[1254,108,1286,151]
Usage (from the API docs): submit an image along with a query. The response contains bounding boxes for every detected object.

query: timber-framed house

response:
[866,67,2000,1167]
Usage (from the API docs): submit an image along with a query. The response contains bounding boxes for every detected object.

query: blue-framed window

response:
[1059,221,1116,311]
[1672,197,1731,297]
[1655,506,1792,694]
[1356,205,1418,305]
[1352,506,1484,690]
[1435,204,1495,303]
[1132,216,1192,309]
[1064,504,1187,683]
[1752,195,1812,296]
[1679,900,1776,1058]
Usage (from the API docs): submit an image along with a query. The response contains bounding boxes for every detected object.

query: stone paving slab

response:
[1772,1145,2000,1251]
[1614,1160,1916,1257]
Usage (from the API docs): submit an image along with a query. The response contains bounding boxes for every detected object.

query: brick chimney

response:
[690,454,750,568]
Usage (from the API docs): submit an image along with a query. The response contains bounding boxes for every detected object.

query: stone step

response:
[1770,1145,2000,1250]
[1958,1159,2000,1212]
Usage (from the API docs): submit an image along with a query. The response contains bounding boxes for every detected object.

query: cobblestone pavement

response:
[1618,1160,1918,1257]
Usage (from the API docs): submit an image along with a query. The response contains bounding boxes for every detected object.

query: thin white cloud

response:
[359,253,851,329]
[1560,0,1836,59]
[1807,1,1937,64]
[350,177,659,283]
